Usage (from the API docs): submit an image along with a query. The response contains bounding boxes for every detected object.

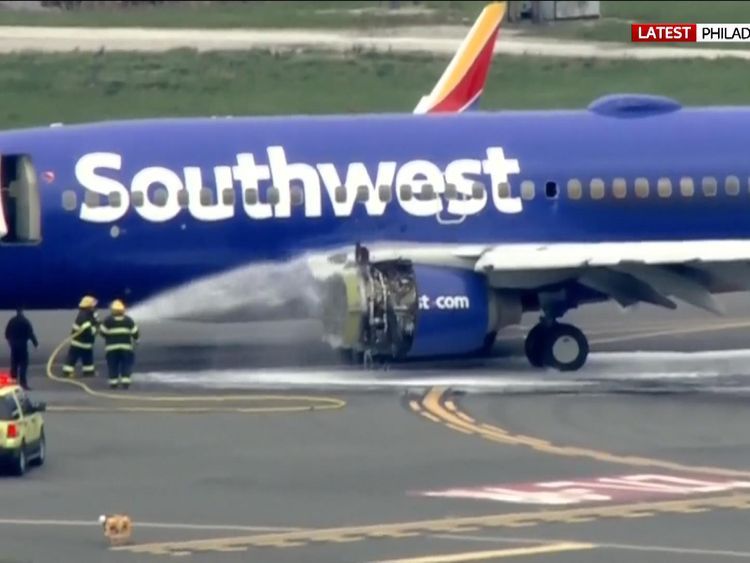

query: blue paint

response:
[408,265,490,358]
[0,93,748,313]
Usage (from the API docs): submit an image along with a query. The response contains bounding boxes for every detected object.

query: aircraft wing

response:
[327,240,750,316]
[413,2,505,114]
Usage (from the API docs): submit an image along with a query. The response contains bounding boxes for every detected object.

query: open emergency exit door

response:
[0,154,41,244]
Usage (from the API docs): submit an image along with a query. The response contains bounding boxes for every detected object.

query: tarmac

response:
[3,296,750,562]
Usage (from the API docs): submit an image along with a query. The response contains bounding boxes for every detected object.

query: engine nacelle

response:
[320,259,521,361]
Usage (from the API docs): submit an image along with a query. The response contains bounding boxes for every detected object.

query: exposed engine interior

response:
[320,246,523,363]
[321,258,419,361]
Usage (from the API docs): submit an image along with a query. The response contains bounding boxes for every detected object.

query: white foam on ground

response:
[136,349,750,393]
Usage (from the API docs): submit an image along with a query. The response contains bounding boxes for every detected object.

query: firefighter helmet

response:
[79,295,97,309]
[110,300,126,314]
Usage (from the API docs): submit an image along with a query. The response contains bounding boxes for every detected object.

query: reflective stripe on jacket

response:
[71,310,98,348]
[99,315,139,352]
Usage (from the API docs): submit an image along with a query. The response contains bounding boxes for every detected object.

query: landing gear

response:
[524,320,589,372]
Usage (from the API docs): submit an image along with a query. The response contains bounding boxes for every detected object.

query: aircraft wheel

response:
[544,323,589,372]
[524,323,548,368]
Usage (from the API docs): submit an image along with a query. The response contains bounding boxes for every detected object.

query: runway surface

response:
[3,295,750,562]
[0,24,749,60]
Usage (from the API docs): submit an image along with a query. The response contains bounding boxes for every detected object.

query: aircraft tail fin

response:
[413,1,505,114]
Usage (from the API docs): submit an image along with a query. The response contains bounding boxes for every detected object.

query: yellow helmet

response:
[78,295,97,309]
[110,299,126,314]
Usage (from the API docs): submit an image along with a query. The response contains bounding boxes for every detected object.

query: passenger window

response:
[702,177,717,197]
[223,188,235,206]
[545,181,558,199]
[0,395,18,420]
[153,187,168,207]
[725,175,740,196]
[521,180,535,200]
[378,184,392,203]
[497,183,511,199]
[132,191,144,207]
[267,187,280,205]
[85,190,101,207]
[290,186,303,206]
[108,191,122,208]
[657,178,672,198]
[62,190,77,211]
[418,184,435,200]
[680,177,694,197]
[590,178,605,200]
[566,179,582,200]
[199,188,213,206]
[443,184,457,200]
[399,185,412,201]
[471,182,484,199]
[177,189,189,208]
[356,185,369,202]
[244,189,258,205]
[15,391,31,416]
[335,185,346,203]
[635,178,650,198]
[612,178,627,199]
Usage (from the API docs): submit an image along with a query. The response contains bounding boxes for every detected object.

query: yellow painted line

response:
[47,405,332,414]
[111,493,750,555]
[420,388,750,479]
[420,411,441,423]
[445,423,475,435]
[455,412,476,424]
[372,542,595,563]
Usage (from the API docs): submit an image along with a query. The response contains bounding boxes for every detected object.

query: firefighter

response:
[62,295,99,378]
[99,299,139,389]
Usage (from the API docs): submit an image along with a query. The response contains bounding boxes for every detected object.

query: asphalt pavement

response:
[2,296,750,562]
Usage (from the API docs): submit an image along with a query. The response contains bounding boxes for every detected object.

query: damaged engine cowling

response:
[320,259,521,361]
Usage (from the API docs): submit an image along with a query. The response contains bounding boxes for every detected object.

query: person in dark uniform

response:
[62,295,99,378]
[99,300,139,390]
[4,308,38,390]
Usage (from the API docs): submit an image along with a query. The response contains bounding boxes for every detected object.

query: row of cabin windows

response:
[61,183,486,211]
[59,175,745,211]
[512,176,742,201]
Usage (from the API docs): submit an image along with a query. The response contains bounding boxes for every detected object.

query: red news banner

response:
[632,23,750,42]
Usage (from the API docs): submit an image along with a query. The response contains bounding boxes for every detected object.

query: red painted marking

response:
[417,474,750,506]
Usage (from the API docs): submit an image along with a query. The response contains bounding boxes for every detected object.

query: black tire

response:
[544,323,589,372]
[524,324,548,368]
[11,444,26,477]
[31,430,45,467]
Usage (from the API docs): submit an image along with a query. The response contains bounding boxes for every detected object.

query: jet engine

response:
[320,257,521,362]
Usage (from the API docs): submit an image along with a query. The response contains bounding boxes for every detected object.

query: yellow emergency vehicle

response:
[0,374,46,476]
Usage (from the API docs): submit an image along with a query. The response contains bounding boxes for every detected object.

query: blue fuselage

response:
[0,95,747,310]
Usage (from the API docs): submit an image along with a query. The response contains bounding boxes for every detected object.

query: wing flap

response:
[614,264,724,315]
[578,269,678,311]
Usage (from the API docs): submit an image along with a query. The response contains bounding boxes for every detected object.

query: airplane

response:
[0,1,747,373]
